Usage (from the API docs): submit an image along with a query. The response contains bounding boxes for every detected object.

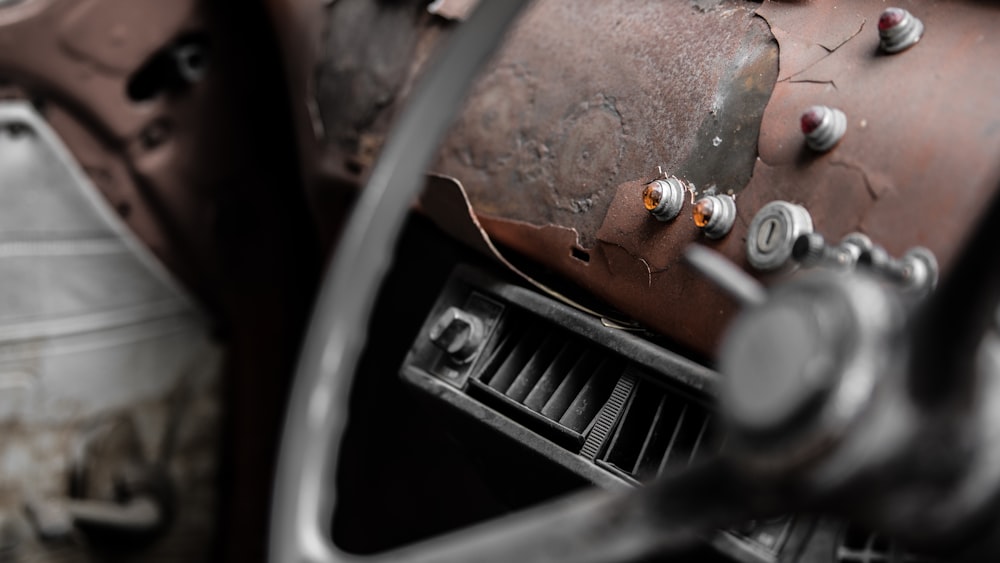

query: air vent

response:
[836,524,943,563]
[597,378,716,482]
[402,267,798,563]
[466,308,626,452]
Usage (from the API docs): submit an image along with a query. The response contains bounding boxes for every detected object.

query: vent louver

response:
[836,525,943,563]
[403,267,799,562]
[597,378,716,482]
[466,309,625,451]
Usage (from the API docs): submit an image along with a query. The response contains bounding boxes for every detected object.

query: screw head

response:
[878,8,906,31]
[800,109,824,135]
[901,246,939,296]
[642,177,686,222]
[693,194,737,239]
[801,106,847,152]
[693,198,715,228]
[878,7,923,53]
[642,182,662,211]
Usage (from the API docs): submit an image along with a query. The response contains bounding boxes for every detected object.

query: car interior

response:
[1,0,999,562]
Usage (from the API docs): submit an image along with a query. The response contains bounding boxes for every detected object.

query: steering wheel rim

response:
[267,0,1000,558]
[265,1,759,561]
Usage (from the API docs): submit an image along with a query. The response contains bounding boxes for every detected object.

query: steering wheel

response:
[267,2,750,561]
[268,1,1000,561]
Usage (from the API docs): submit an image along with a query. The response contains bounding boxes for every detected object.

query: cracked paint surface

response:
[439,0,1000,356]
[319,0,1000,356]
[753,0,1000,271]
[435,0,776,249]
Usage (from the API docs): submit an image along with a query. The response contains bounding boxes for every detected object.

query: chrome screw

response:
[839,232,874,264]
[801,106,847,152]
[642,176,687,222]
[794,232,874,271]
[693,194,737,240]
[900,247,938,295]
[428,306,485,363]
[858,245,938,295]
[878,7,924,54]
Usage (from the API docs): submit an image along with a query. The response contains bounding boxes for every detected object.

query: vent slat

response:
[462,305,711,462]
[477,330,518,386]
[657,404,689,477]
[522,341,580,411]
[591,372,720,482]
[670,405,708,469]
[487,326,542,392]
[559,359,622,432]
[506,333,564,402]
[540,349,599,420]
[632,395,666,476]
[688,415,711,464]
[600,380,660,473]
[638,393,688,480]
[465,308,629,451]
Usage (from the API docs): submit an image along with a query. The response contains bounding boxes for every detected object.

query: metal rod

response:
[685,245,767,307]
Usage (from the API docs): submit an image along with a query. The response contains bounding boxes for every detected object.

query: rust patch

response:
[755,0,1000,272]
[315,0,432,153]
[551,93,625,214]
[312,0,1000,357]
[456,0,1000,356]
[419,174,637,327]
[673,15,778,195]
[434,0,777,248]
[761,2,867,83]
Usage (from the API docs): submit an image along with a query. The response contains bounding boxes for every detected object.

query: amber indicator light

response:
[642,182,662,212]
[693,198,715,228]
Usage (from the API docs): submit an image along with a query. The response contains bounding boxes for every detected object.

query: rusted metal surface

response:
[419,174,637,327]
[306,0,780,354]
[311,0,449,171]
[417,0,1000,356]
[435,0,776,248]
[304,1,771,354]
[304,0,1000,356]
[752,0,1000,269]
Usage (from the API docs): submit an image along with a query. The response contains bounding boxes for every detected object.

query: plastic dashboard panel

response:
[399,265,815,563]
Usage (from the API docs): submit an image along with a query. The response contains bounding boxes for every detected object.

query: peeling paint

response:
[432,0,777,249]
[316,0,1000,356]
